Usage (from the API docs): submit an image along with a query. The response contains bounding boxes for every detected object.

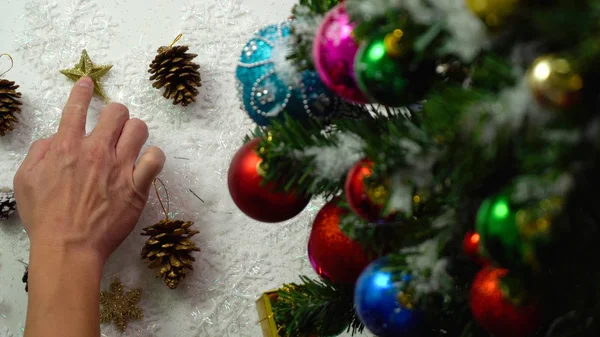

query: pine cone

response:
[0,80,22,136]
[141,219,200,289]
[0,187,16,221]
[148,45,201,107]
[22,266,29,292]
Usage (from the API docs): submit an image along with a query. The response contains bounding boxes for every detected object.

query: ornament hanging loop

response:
[0,53,14,78]
[168,34,183,48]
[153,178,170,221]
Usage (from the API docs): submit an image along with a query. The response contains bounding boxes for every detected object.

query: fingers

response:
[133,146,166,194]
[57,77,93,140]
[116,118,149,164]
[20,134,55,171]
[89,103,130,147]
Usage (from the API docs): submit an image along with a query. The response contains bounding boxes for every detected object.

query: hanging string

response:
[153,178,170,221]
[0,53,14,78]
[189,188,205,203]
[168,34,183,48]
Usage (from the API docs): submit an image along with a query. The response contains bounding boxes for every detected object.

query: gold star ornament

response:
[60,49,112,101]
[100,277,144,332]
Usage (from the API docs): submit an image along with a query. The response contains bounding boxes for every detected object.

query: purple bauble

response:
[313,3,369,104]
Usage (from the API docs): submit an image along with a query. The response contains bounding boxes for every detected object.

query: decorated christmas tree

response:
[227,0,600,336]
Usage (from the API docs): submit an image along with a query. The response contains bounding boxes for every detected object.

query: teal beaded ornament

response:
[235,21,339,126]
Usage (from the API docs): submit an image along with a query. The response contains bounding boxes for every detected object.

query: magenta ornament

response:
[313,4,369,104]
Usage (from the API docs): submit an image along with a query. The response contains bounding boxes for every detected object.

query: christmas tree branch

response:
[296,0,340,14]
[273,276,363,337]
[288,0,341,71]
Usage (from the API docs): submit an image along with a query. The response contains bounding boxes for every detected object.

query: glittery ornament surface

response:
[100,278,144,332]
[60,49,113,101]
[307,201,375,284]
[236,22,339,126]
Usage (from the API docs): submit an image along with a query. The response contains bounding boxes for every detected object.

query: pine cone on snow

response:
[0,80,22,136]
[0,187,16,221]
[148,45,201,106]
[22,266,28,292]
[141,219,200,289]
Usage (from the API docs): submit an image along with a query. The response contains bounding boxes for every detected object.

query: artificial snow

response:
[388,137,437,214]
[512,174,574,203]
[0,326,13,337]
[295,132,365,183]
[433,0,490,62]
[403,238,453,298]
[388,174,414,215]
[290,5,323,67]
[432,209,455,229]
[271,41,300,86]
[465,78,550,145]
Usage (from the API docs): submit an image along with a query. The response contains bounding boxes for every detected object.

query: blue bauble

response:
[236,21,339,126]
[355,257,425,337]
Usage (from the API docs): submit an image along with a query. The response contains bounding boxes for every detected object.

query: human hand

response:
[14,76,166,264]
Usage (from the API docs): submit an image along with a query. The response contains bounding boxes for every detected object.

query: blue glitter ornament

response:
[236,21,339,126]
[355,257,425,337]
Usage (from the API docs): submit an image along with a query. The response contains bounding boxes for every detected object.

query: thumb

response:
[133,146,166,194]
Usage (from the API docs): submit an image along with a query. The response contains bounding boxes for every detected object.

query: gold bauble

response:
[528,56,583,109]
[466,0,518,28]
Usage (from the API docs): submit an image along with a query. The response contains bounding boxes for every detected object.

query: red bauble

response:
[345,159,388,220]
[228,138,310,223]
[470,267,541,337]
[463,231,486,264]
[308,201,375,284]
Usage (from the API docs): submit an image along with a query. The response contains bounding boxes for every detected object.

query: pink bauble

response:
[313,3,368,104]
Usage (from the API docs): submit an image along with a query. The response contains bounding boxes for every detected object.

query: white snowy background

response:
[0,0,369,336]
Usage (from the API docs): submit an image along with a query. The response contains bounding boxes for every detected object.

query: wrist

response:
[25,242,104,337]
[29,243,105,281]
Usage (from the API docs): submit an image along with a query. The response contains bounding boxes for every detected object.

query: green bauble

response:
[354,34,408,107]
[475,194,524,269]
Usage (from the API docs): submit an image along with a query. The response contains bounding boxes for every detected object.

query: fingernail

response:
[78,77,93,88]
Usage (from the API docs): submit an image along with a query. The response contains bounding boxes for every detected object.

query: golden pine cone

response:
[148,45,201,107]
[0,79,22,136]
[141,219,200,289]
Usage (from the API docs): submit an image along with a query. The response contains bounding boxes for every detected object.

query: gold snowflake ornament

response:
[100,277,144,332]
[60,49,112,101]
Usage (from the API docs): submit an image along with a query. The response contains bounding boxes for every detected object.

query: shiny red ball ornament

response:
[228,138,310,223]
[344,159,388,220]
[463,231,486,264]
[308,201,375,284]
[470,267,541,337]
